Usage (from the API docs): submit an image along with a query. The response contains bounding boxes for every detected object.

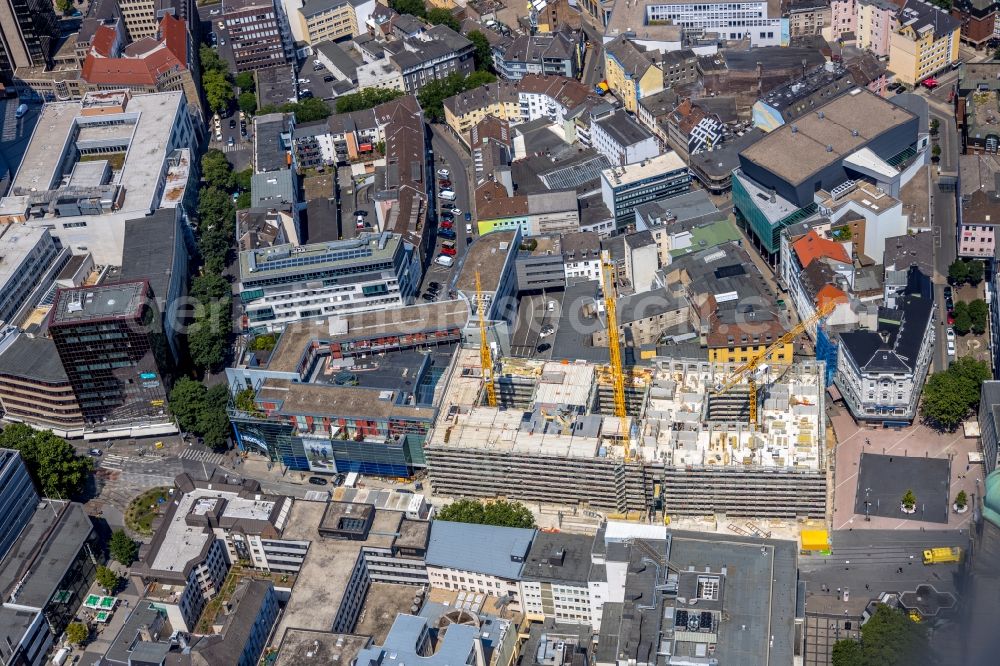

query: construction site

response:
[424,349,829,519]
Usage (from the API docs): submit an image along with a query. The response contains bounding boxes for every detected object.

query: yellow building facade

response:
[296,1,359,45]
[603,48,662,113]
[708,342,794,365]
[888,21,960,86]
[444,99,519,142]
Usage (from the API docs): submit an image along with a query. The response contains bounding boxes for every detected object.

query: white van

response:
[439,190,456,201]
[465,223,473,234]
[15,103,27,119]
[436,254,454,267]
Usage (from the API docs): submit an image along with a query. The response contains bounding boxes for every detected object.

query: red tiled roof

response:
[792,229,850,268]
[816,284,849,311]
[91,25,117,58]
[82,15,188,87]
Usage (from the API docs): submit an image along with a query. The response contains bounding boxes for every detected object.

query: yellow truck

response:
[922,547,962,565]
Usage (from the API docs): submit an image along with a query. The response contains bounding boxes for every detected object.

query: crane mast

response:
[476,271,497,407]
[714,301,836,423]
[601,258,629,461]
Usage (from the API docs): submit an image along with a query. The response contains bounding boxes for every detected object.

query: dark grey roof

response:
[0,335,67,383]
[255,66,298,111]
[595,109,654,147]
[103,601,171,666]
[897,0,961,39]
[300,0,350,18]
[634,189,722,226]
[387,25,471,71]
[119,208,180,303]
[637,89,680,119]
[550,278,610,363]
[840,269,933,373]
[522,532,595,585]
[497,32,576,65]
[252,170,297,208]
[889,92,929,135]
[723,46,825,72]
[0,501,93,609]
[316,40,360,82]
[255,112,296,172]
[189,580,274,665]
[688,127,765,180]
[426,522,535,579]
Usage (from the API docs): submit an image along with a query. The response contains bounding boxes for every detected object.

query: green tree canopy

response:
[238,92,258,116]
[192,273,231,302]
[66,622,89,646]
[0,424,91,498]
[169,377,209,432]
[969,298,988,334]
[56,0,74,14]
[200,45,228,74]
[95,565,120,594]
[953,300,971,335]
[390,0,427,18]
[831,604,930,666]
[197,186,234,230]
[921,357,991,430]
[931,143,942,160]
[966,259,984,285]
[956,489,968,508]
[467,30,493,71]
[188,299,231,371]
[233,167,252,192]
[901,489,916,508]
[426,7,460,31]
[436,499,536,528]
[236,191,251,209]
[203,69,234,114]
[948,259,968,284]
[109,529,138,565]
[201,149,234,190]
[251,333,278,351]
[258,98,333,122]
[235,71,256,92]
[335,88,405,113]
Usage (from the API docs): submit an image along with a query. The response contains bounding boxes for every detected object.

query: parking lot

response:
[510,293,560,357]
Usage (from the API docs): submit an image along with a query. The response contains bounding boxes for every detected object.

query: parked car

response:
[466,223,473,234]
[537,343,551,352]
[947,339,956,357]
[308,476,329,486]
[436,254,454,267]
[428,281,441,290]
[946,327,955,343]
[229,119,236,129]
[441,245,457,256]
[447,207,462,216]
[437,168,450,178]
[422,293,437,302]
[440,220,453,229]
[323,75,335,82]
[439,229,456,240]
[438,179,451,188]
[89,448,102,456]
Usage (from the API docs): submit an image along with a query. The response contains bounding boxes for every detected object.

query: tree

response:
[931,143,942,162]
[831,604,930,666]
[95,565,120,594]
[192,273,231,302]
[236,191,252,208]
[109,529,138,565]
[0,424,91,498]
[251,333,278,351]
[335,88,405,113]
[467,30,493,72]
[238,92,258,116]
[953,300,971,335]
[233,167,252,193]
[921,357,991,430]
[426,7,460,31]
[390,0,426,18]
[65,622,89,646]
[56,0,74,14]
[436,499,536,528]
[235,71,255,92]
[201,149,234,190]
[966,259,984,285]
[169,378,209,432]
[199,384,233,451]
[948,259,968,284]
[901,489,916,510]
[969,298,988,334]
[188,300,231,370]
[197,186,234,230]
[929,118,940,135]
[200,45,228,74]
[203,69,234,114]
[417,71,497,122]
[292,97,333,122]
[956,490,968,509]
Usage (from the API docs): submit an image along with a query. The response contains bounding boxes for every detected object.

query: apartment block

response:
[786,0,831,36]
[888,0,961,85]
[591,109,659,167]
[602,36,663,114]
[295,0,375,44]
[600,152,691,231]
[425,349,828,518]
[238,233,419,332]
[492,30,581,81]
[958,153,1000,258]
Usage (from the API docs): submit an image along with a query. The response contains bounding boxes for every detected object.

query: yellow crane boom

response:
[476,271,497,407]
[601,259,629,460]
[714,300,836,423]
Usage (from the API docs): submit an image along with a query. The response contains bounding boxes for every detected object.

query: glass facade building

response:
[49,282,172,428]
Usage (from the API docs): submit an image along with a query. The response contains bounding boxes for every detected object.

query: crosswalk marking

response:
[100,454,127,470]
[216,142,248,154]
[180,449,227,466]
[1,101,18,142]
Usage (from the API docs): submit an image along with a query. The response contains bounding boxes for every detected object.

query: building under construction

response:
[424,350,828,518]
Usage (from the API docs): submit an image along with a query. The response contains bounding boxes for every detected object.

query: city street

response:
[422,124,475,295]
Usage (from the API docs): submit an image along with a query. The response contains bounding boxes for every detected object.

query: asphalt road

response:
[926,101,959,373]
[425,124,475,294]
[799,529,968,614]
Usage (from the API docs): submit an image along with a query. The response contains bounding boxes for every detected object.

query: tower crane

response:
[601,257,629,461]
[476,271,497,407]
[713,300,836,424]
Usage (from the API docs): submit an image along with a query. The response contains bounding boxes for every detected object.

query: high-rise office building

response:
[0,0,58,77]
[49,281,173,433]
[0,448,38,560]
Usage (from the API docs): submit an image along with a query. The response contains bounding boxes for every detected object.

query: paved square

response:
[854,453,950,523]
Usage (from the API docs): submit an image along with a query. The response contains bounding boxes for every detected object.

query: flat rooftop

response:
[11,92,185,215]
[454,230,517,295]
[256,374,440,420]
[741,89,915,186]
[51,281,146,324]
[274,630,370,666]
[601,151,686,188]
[239,233,401,283]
